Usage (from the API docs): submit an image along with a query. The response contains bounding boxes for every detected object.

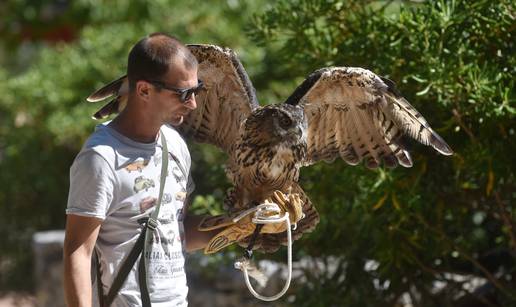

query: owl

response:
[87,44,453,252]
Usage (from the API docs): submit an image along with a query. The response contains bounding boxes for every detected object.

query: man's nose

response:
[185,94,197,110]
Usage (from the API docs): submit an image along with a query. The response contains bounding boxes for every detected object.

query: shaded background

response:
[0,0,514,306]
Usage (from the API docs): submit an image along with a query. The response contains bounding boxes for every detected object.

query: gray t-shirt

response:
[67,123,194,306]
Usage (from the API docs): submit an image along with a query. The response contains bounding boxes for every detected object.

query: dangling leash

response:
[233,202,295,301]
[198,188,304,301]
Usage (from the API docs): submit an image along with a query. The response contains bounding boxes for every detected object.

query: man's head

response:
[127,33,197,91]
[127,33,200,125]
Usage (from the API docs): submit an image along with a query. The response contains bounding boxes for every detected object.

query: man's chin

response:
[170,116,184,126]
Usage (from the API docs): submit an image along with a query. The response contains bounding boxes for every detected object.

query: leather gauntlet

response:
[198,190,304,254]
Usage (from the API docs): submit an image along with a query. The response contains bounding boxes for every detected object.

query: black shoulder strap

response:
[138,246,151,306]
[103,222,148,306]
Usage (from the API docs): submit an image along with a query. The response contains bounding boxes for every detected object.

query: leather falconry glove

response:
[198,190,304,254]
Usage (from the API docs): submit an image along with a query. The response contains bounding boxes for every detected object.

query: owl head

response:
[243,104,306,147]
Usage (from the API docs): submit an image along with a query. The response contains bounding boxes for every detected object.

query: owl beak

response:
[288,127,302,138]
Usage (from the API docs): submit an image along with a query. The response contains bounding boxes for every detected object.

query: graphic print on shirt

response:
[159,193,175,223]
[153,145,187,185]
[162,193,173,205]
[124,159,150,172]
[153,150,161,167]
[143,147,189,283]
[147,227,176,246]
[133,176,155,193]
[171,166,185,183]
[175,191,186,202]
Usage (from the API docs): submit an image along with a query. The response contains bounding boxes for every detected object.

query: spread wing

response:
[86,44,259,152]
[284,67,453,168]
[179,44,259,151]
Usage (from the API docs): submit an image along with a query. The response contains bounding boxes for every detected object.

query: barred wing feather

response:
[87,75,128,103]
[284,67,452,168]
[179,44,259,152]
[87,76,128,120]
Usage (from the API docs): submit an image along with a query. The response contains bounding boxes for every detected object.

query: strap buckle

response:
[146,218,159,230]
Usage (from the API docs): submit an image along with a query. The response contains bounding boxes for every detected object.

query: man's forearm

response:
[63,214,101,306]
[64,249,94,307]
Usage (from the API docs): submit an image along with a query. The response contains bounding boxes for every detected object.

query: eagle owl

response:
[87,44,452,252]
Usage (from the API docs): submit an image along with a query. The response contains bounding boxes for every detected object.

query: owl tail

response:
[238,183,320,253]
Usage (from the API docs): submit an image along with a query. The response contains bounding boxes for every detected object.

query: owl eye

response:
[279,115,292,129]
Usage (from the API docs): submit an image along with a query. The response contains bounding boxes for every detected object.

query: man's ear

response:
[135,80,151,101]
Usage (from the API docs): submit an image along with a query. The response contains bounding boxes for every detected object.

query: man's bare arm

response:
[63,214,102,307]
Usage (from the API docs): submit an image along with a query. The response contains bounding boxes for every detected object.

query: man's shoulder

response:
[79,123,119,164]
[84,123,112,145]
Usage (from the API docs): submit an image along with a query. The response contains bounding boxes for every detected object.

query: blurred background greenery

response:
[0,0,514,306]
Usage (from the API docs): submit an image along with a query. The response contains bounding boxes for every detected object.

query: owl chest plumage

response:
[231,141,307,192]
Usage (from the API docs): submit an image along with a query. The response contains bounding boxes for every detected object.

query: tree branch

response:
[412,213,514,299]
[494,190,516,251]
[452,108,478,144]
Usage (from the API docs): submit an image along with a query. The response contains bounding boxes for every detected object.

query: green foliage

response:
[250,0,515,305]
[0,0,268,290]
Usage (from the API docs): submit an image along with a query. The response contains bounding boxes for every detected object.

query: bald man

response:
[64,33,218,307]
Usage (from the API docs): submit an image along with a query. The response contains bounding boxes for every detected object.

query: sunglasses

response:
[146,79,204,103]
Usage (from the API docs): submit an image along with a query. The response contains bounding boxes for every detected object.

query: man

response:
[63,33,218,306]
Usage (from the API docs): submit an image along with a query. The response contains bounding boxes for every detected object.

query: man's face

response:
[149,60,199,126]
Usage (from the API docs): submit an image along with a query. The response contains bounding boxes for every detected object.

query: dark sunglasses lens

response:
[181,83,203,103]
[180,91,191,102]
